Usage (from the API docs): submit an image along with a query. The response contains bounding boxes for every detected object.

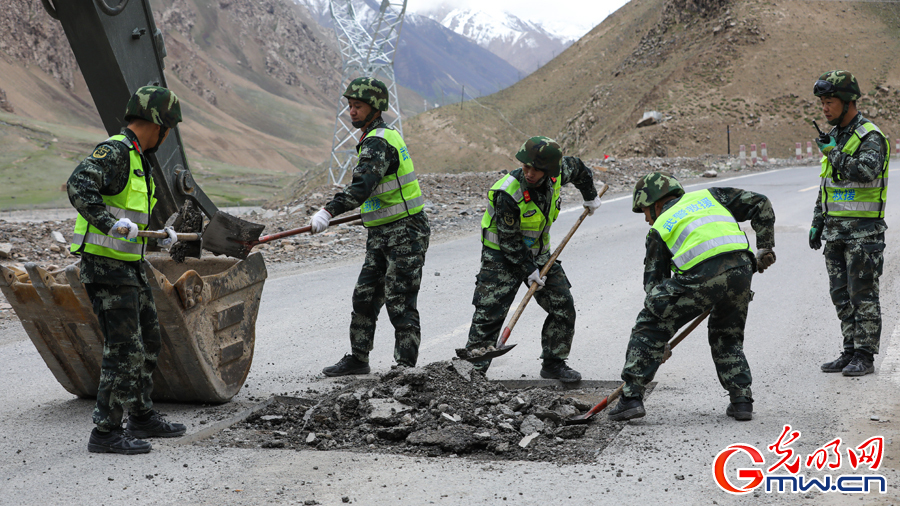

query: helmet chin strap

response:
[352,109,379,129]
[525,174,545,188]
[649,203,659,222]
[145,126,168,155]
[828,101,850,127]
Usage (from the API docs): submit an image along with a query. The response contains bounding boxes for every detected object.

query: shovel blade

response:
[563,413,594,425]
[201,211,265,259]
[455,343,517,363]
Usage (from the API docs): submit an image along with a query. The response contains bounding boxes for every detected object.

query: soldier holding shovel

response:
[609,172,776,422]
[461,137,602,381]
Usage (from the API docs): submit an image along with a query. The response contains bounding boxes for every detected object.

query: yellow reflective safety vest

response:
[359,127,424,227]
[70,135,156,261]
[481,174,561,256]
[651,189,751,273]
[819,121,890,219]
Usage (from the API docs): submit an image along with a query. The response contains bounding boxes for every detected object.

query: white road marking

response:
[800,185,819,192]
[882,321,900,387]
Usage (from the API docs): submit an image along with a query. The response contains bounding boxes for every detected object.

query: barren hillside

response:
[0,0,347,174]
[404,0,900,173]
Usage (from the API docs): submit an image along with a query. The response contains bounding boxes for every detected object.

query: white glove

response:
[158,227,178,248]
[109,217,139,240]
[583,196,602,216]
[310,208,332,234]
[526,268,546,291]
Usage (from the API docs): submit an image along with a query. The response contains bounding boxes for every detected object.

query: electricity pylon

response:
[327,0,407,184]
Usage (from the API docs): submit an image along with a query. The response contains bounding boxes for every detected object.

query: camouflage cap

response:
[343,77,389,112]
[515,136,562,178]
[632,171,685,213]
[124,86,182,129]
[813,70,861,103]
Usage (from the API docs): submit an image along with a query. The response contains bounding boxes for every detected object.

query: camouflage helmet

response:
[124,86,182,129]
[632,172,685,213]
[343,77,389,112]
[813,70,861,103]
[515,136,562,178]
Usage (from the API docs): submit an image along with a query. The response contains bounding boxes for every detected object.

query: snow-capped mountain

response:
[425,7,575,74]
[294,0,521,101]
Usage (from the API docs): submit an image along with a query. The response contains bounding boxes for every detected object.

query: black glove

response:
[809,227,822,250]
[831,162,843,183]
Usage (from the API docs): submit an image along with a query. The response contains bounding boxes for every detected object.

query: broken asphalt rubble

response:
[203,360,646,464]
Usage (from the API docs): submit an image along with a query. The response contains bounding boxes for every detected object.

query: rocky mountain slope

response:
[0,0,345,173]
[404,0,900,172]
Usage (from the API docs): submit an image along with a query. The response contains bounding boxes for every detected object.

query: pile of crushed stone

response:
[202,360,644,464]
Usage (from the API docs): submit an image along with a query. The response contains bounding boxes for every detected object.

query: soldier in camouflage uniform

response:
[68,86,187,454]
[462,136,602,382]
[810,70,889,376]
[316,77,430,376]
[608,172,776,422]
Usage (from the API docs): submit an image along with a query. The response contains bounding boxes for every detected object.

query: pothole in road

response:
[191,360,653,464]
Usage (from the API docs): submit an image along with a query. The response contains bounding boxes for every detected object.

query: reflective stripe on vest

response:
[70,135,155,261]
[819,121,890,219]
[480,173,561,256]
[106,205,149,226]
[651,189,751,273]
[358,127,424,227]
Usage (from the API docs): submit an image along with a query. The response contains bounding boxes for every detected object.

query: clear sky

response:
[407,0,631,39]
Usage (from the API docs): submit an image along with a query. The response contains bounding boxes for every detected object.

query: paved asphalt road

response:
[2,165,899,505]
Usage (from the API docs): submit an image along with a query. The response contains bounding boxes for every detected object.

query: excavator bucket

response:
[0,253,267,403]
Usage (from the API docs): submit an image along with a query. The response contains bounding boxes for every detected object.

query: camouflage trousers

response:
[465,248,576,365]
[349,233,429,367]
[84,282,160,431]
[621,264,754,404]
[824,233,885,355]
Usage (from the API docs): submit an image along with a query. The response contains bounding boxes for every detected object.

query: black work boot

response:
[540,360,582,383]
[608,396,645,421]
[322,354,370,377]
[126,410,187,438]
[821,351,854,372]
[842,352,875,377]
[726,402,753,421]
[88,427,151,455]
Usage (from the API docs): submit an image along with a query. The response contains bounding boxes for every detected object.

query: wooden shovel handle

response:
[253,213,362,245]
[497,184,609,346]
[579,310,711,420]
[115,227,200,241]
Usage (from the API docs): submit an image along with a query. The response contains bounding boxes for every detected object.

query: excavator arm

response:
[0,0,269,404]
[41,0,217,227]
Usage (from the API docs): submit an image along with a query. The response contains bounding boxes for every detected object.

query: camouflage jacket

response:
[67,128,151,286]
[492,156,599,280]
[643,187,775,293]
[323,117,430,248]
[812,113,888,241]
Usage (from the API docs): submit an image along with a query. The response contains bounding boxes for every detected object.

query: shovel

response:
[564,309,711,425]
[458,184,609,363]
[200,210,363,259]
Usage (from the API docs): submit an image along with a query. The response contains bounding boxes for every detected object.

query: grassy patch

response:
[0,112,300,210]
[230,85,332,146]
[188,157,299,206]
